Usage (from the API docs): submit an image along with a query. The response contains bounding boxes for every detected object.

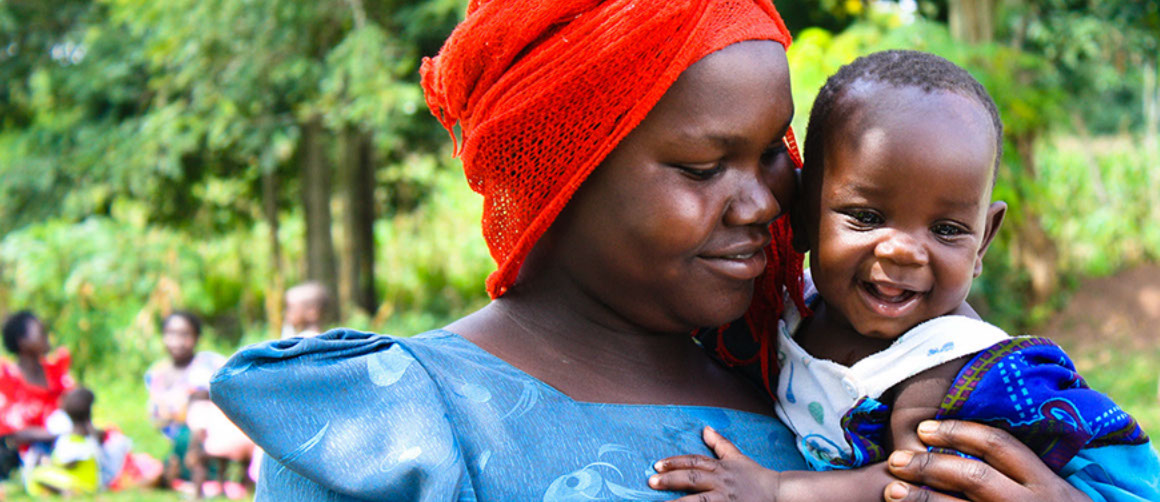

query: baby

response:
[651,50,1152,501]
[26,388,101,496]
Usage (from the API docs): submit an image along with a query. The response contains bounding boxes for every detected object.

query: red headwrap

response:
[421,0,809,392]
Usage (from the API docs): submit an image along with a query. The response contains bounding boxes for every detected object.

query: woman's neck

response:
[17,354,47,387]
[447,285,773,414]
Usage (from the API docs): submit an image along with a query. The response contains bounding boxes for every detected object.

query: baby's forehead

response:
[840,81,990,127]
[828,84,994,153]
[823,85,999,186]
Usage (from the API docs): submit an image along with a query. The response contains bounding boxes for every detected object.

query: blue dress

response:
[211,329,807,500]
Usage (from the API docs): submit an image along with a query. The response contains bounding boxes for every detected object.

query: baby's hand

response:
[649,426,780,502]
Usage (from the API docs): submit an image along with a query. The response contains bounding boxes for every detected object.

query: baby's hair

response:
[803,49,1003,180]
[162,310,202,338]
[63,387,95,425]
[2,310,39,354]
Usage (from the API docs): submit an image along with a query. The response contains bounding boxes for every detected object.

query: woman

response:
[0,311,75,478]
[212,1,1107,500]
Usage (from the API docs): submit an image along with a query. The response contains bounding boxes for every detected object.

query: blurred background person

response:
[143,311,228,493]
[280,281,331,339]
[0,311,75,483]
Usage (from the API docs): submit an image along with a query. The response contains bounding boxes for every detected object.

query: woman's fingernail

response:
[918,420,939,434]
[889,450,913,467]
[654,461,664,471]
[887,482,910,500]
[649,475,660,487]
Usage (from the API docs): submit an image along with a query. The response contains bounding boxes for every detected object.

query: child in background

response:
[143,311,226,488]
[25,388,100,496]
[280,281,330,339]
[652,50,1158,501]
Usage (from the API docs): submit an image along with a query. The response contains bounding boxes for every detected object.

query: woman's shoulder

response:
[212,328,472,383]
[211,329,476,499]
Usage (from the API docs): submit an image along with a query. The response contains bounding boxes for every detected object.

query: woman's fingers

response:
[654,454,719,473]
[702,426,743,460]
[887,449,1021,500]
[914,420,1046,484]
[883,481,966,502]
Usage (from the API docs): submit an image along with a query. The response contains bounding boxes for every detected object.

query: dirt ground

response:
[1041,264,1160,355]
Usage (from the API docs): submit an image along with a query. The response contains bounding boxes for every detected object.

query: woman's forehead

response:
[643,41,792,147]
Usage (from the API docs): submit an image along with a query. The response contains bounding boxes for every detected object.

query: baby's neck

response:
[795,301,898,366]
[72,421,96,437]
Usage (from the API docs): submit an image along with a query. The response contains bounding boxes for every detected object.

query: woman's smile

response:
[697,249,768,281]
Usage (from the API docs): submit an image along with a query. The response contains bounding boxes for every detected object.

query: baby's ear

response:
[790,170,810,253]
[974,201,1008,277]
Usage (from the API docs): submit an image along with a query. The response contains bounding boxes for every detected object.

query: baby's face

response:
[804,84,1005,340]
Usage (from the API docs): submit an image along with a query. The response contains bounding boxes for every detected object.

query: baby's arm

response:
[650,427,898,502]
[886,355,969,453]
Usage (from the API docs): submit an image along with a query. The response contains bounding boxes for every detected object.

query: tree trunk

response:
[1010,133,1059,305]
[948,0,995,44]
[262,169,285,338]
[301,116,340,321]
[343,127,377,314]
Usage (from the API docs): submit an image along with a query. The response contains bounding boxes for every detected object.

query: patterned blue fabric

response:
[211,329,807,500]
[831,338,1150,474]
[934,337,1148,470]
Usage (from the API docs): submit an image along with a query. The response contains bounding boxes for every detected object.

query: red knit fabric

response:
[421,0,795,299]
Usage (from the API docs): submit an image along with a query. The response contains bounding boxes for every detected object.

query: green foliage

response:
[1035,136,1160,274]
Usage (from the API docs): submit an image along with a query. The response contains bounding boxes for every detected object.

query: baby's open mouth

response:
[861,281,919,303]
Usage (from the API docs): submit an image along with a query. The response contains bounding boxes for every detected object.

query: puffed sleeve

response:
[210,329,473,501]
[1061,442,1160,502]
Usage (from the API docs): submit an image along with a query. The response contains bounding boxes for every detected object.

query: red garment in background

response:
[0,348,75,437]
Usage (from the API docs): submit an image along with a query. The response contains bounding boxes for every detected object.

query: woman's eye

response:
[760,142,788,165]
[675,164,724,180]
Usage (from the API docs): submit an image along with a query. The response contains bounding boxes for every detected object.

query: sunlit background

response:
[1,0,1158,499]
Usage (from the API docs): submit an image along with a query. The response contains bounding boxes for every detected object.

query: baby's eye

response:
[931,223,968,238]
[849,210,883,226]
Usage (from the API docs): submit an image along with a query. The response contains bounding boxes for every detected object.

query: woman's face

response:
[546,40,795,333]
[18,319,50,357]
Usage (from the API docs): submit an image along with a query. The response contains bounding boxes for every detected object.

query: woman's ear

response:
[973,201,1008,277]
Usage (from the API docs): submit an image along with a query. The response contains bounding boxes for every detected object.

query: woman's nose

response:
[724,158,790,227]
[725,174,780,227]
[874,230,929,266]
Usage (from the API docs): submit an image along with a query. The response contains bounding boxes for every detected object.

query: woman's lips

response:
[698,250,767,281]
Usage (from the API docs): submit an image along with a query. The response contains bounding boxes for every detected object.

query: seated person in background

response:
[143,311,225,487]
[0,311,74,480]
[26,388,101,496]
[280,281,330,339]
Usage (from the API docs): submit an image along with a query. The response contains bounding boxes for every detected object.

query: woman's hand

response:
[883,420,1090,502]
